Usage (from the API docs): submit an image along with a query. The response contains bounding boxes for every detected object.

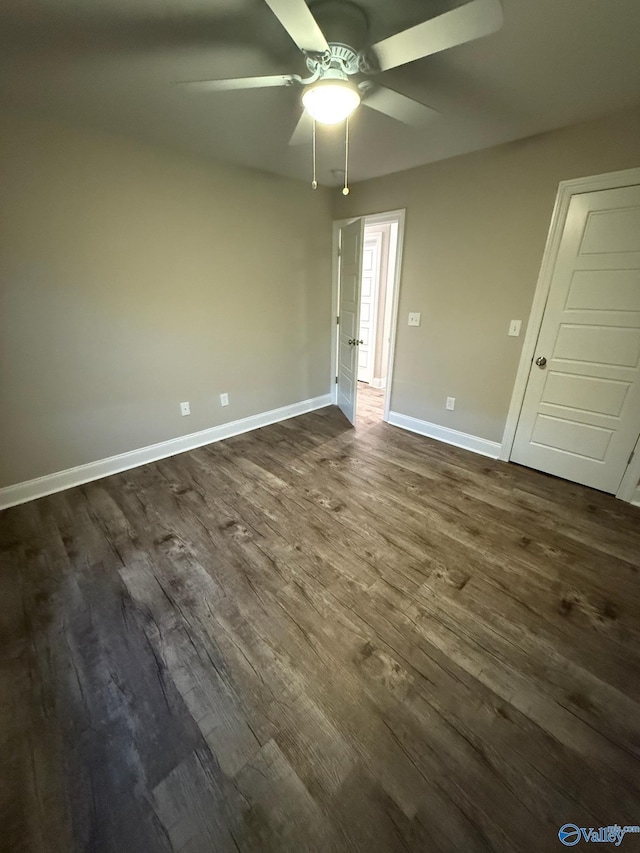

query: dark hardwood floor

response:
[2,401,640,853]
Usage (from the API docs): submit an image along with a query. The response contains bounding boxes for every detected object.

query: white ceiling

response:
[1,0,639,185]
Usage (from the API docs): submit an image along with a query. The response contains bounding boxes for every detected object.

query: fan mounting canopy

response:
[309,0,369,53]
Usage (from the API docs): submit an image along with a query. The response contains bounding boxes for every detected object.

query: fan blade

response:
[289,111,314,145]
[263,0,329,54]
[178,74,298,92]
[362,86,438,127]
[371,0,503,72]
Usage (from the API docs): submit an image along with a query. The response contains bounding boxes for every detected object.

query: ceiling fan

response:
[178,0,503,143]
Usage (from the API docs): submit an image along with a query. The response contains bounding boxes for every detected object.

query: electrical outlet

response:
[220,393,229,407]
[180,401,190,416]
[508,319,522,337]
[446,397,455,411]
[408,312,421,327]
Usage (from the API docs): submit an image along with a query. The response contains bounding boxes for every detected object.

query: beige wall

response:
[0,112,333,488]
[334,106,640,444]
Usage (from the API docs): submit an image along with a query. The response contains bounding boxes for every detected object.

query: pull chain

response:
[311,118,318,190]
[342,117,350,196]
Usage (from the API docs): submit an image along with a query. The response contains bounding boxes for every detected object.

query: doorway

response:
[332,210,404,427]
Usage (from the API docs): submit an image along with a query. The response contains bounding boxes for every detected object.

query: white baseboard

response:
[370,378,386,389]
[0,394,332,511]
[387,411,502,459]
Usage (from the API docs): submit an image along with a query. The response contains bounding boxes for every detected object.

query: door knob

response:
[535,356,547,368]
[356,339,364,345]
[348,338,356,346]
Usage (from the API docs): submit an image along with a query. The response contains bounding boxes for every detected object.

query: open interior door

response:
[337,218,364,424]
[511,184,640,493]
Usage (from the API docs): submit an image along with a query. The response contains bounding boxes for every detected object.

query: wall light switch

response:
[446,397,455,411]
[180,402,191,416]
[220,393,229,407]
[408,312,421,327]
[508,319,522,337]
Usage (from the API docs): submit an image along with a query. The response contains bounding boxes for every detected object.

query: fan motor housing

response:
[306,42,360,76]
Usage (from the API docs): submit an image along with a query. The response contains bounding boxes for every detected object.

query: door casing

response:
[331,209,406,423]
[500,166,640,503]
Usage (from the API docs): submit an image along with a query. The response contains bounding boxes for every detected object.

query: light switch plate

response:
[408,312,421,327]
[220,393,229,407]
[508,319,522,337]
[446,397,455,411]
[180,402,190,416]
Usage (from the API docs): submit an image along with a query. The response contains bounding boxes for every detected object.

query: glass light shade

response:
[302,81,361,125]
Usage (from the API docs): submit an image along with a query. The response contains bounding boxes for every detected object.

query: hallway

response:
[356,382,384,427]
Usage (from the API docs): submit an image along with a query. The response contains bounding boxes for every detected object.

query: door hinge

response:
[628,450,635,465]
[336,315,340,325]
[335,376,338,384]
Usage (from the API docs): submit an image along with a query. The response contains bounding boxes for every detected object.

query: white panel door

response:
[511,184,640,493]
[357,233,382,384]
[337,218,364,424]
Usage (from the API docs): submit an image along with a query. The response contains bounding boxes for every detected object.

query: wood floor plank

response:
[233,739,330,853]
[2,384,640,852]
[152,749,245,853]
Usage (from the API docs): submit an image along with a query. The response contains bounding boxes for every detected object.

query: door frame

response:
[499,165,640,502]
[331,209,406,422]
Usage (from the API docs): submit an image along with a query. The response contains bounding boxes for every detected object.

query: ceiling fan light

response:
[302,81,361,125]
